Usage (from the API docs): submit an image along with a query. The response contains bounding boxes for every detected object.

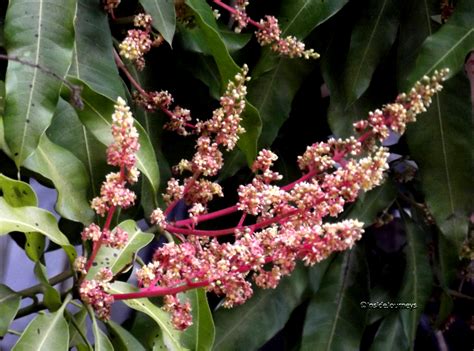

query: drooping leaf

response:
[108,281,186,351]
[0,173,37,207]
[86,220,154,278]
[33,262,62,311]
[140,0,176,46]
[343,0,400,106]
[301,247,369,351]
[369,312,409,351]
[182,288,215,351]
[213,264,308,351]
[106,320,147,351]
[342,179,397,226]
[0,197,76,262]
[12,295,71,351]
[23,133,94,224]
[0,284,21,337]
[90,312,114,351]
[3,0,76,165]
[398,211,433,349]
[46,98,108,199]
[403,0,474,89]
[185,0,262,165]
[69,0,124,100]
[62,79,161,213]
[406,73,472,249]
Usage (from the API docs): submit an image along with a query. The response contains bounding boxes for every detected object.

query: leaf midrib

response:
[18,0,44,163]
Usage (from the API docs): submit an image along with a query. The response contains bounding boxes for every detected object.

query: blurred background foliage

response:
[0,0,472,350]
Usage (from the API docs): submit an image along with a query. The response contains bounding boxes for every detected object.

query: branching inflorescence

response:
[75,51,449,330]
[78,0,451,333]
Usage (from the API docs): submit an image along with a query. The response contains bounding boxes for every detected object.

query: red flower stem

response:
[113,50,149,97]
[212,0,263,29]
[85,167,125,272]
[112,279,210,300]
[166,208,303,236]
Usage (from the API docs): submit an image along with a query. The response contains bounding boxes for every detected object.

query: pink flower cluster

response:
[91,97,139,216]
[230,0,250,33]
[121,70,449,330]
[79,268,114,320]
[119,13,162,70]
[256,16,320,59]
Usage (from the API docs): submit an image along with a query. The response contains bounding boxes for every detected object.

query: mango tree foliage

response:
[0,0,471,350]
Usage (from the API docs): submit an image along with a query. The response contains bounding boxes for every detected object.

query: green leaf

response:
[62,79,161,213]
[185,0,262,165]
[398,211,433,349]
[0,284,21,337]
[46,98,108,200]
[129,312,169,350]
[342,179,397,227]
[213,264,308,351]
[403,0,474,89]
[67,308,89,348]
[343,0,400,106]
[301,247,369,351]
[33,262,62,311]
[140,0,176,46]
[369,312,409,351]
[3,0,76,165]
[69,0,124,100]
[0,197,76,262]
[25,232,46,262]
[108,281,187,351]
[23,133,94,224]
[86,220,154,278]
[12,295,71,351]
[0,173,37,207]
[182,288,215,351]
[106,320,147,351]
[406,73,472,249]
[90,312,114,351]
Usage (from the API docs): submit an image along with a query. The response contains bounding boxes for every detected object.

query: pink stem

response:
[213,0,263,29]
[112,279,210,300]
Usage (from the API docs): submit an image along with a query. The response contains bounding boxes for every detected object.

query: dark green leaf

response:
[68,308,89,348]
[403,0,474,89]
[343,0,400,106]
[0,284,21,337]
[399,211,433,349]
[140,0,176,46]
[301,247,369,351]
[12,295,71,351]
[406,73,472,250]
[46,98,108,200]
[369,312,409,351]
[213,264,308,351]
[106,320,147,351]
[0,197,76,262]
[86,220,154,278]
[23,133,94,224]
[69,0,124,100]
[182,288,215,351]
[3,0,76,165]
